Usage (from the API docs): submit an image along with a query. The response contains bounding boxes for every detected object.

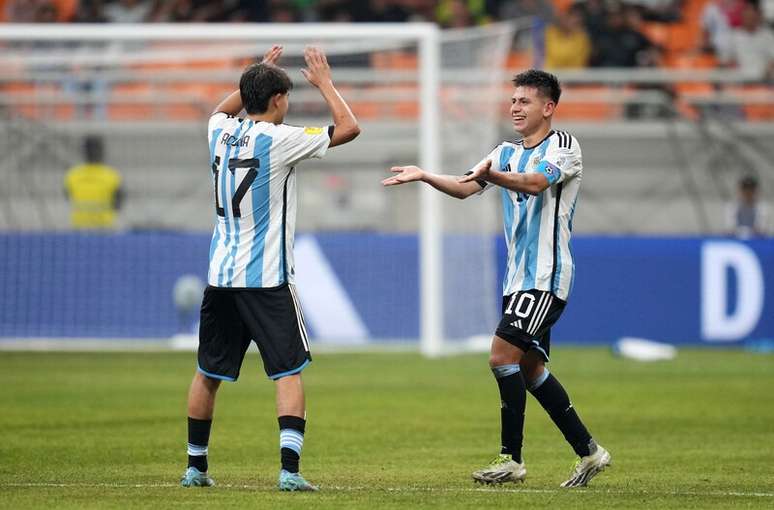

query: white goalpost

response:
[0,22,518,356]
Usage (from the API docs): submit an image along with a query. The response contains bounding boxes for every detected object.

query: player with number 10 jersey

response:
[383,69,611,489]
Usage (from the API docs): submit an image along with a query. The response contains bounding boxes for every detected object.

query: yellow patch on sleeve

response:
[304,126,324,135]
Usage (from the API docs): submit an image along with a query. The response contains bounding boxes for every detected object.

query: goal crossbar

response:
[0,22,445,356]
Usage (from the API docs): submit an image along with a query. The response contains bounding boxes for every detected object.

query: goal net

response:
[0,22,520,355]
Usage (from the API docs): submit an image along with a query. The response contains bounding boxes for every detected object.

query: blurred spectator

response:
[72,0,108,22]
[1,0,437,24]
[34,1,58,22]
[589,3,666,118]
[496,0,553,22]
[592,5,659,67]
[720,0,747,27]
[763,0,774,24]
[496,0,553,64]
[104,0,154,23]
[64,136,124,230]
[574,0,608,40]
[621,0,682,22]
[364,0,412,22]
[332,0,413,22]
[269,0,299,22]
[191,0,264,22]
[544,4,591,69]
[293,0,322,22]
[149,0,219,22]
[228,0,271,21]
[5,0,50,21]
[728,2,774,80]
[317,0,354,21]
[700,0,748,62]
[436,0,492,27]
[726,175,772,238]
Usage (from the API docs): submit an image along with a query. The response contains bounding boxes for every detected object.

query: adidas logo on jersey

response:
[510,319,523,329]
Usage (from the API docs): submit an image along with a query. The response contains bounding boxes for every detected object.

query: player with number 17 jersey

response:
[181,46,360,493]
[207,114,331,289]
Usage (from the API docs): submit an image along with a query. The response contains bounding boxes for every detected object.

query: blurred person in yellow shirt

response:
[64,136,123,229]
[545,5,591,69]
[436,0,492,27]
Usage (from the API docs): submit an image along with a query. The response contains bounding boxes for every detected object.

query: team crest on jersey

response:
[304,126,324,135]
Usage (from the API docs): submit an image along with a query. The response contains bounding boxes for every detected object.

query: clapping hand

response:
[382,166,424,186]
[261,45,283,65]
[301,46,332,88]
[458,160,492,183]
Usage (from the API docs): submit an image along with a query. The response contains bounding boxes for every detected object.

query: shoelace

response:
[489,455,511,467]
[568,459,583,477]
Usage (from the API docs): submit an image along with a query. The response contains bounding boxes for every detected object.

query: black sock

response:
[278,415,306,474]
[492,364,526,463]
[528,371,594,457]
[187,417,212,472]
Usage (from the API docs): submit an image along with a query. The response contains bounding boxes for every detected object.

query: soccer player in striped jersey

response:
[181,45,359,491]
[383,70,611,488]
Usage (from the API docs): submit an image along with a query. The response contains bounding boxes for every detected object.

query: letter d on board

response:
[701,241,764,341]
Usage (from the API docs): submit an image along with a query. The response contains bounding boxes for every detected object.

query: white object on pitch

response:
[173,274,205,313]
[170,333,198,351]
[613,337,677,362]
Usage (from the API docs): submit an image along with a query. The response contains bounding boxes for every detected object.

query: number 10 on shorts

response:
[506,292,536,317]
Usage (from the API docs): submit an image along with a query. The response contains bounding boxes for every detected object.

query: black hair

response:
[740,175,758,190]
[239,63,293,114]
[512,69,562,105]
[83,135,104,163]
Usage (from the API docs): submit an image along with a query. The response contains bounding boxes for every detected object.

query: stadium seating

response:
[0,4,771,235]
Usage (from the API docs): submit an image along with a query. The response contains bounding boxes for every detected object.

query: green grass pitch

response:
[1,348,773,509]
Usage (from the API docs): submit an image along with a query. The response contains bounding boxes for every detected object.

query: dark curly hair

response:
[240,63,293,114]
[512,69,561,105]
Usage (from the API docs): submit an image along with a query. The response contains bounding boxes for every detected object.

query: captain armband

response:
[535,161,561,185]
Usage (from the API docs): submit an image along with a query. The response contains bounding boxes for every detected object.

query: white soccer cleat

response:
[278,469,319,492]
[472,454,526,485]
[560,445,612,488]
[180,466,215,487]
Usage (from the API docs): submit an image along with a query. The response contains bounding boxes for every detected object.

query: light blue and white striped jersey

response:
[475,130,582,301]
[206,112,331,288]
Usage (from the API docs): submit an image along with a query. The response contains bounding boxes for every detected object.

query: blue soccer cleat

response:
[278,469,319,492]
[180,466,215,487]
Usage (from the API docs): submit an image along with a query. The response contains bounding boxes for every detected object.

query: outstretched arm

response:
[382,165,483,200]
[211,45,283,116]
[301,46,360,148]
[459,159,549,195]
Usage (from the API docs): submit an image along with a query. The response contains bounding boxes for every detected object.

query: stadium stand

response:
[0,0,772,235]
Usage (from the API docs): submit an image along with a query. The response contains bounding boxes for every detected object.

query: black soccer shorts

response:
[495,289,566,361]
[197,283,311,381]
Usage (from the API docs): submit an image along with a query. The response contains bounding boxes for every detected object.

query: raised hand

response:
[382,166,425,186]
[458,159,492,183]
[301,46,332,88]
[261,45,283,65]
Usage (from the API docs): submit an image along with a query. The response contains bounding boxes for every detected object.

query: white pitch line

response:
[2,483,773,498]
